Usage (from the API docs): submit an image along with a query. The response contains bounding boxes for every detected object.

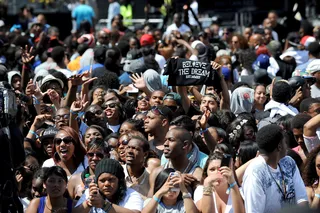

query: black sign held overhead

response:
[163,58,222,90]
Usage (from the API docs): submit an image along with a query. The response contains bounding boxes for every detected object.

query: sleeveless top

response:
[37,196,73,213]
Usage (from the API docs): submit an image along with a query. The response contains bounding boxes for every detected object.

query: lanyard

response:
[266,163,287,200]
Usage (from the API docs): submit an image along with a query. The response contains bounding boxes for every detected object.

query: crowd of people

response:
[2,1,320,213]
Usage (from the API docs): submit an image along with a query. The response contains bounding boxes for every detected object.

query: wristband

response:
[153,195,161,204]
[102,200,112,212]
[315,194,320,199]
[226,181,237,194]
[29,130,39,139]
[200,128,208,134]
[70,109,79,115]
[33,96,40,105]
[182,193,192,199]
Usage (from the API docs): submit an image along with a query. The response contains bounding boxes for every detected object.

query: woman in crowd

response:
[68,138,110,200]
[303,145,320,209]
[119,118,145,136]
[136,93,151,113]
[26,166,75,213]
[142,168,199,213]
[42,126,87,178]
[234,140,259,168]
[83,125,107,146]
[253,84,267,113]
[75,158,144,212]
[194,152,244,213]
[102,99,126,133]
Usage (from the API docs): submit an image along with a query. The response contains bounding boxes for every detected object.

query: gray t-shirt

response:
[144,198,185,213]
[311,84,320,98]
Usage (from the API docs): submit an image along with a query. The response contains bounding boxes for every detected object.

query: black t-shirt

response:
[164,58,221,89]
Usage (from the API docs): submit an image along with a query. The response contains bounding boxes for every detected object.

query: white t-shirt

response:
[165,23,191,36]
[155,53,166,70]
[311,84,320,98]
[42,156,88,178]
[242,156,308,213]
[107,124,120,133]
[76,187,143,212]
[194,185,233,213]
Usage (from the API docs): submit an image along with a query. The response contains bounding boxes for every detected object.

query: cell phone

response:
[220,154,232,167]
[169,172,180,192]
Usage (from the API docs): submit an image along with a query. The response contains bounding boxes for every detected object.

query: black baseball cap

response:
[40,127,58,141]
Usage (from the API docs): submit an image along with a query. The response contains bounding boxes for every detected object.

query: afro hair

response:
[272,81,292,103]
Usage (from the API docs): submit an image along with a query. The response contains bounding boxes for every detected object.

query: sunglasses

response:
[119,139,129,146]
[102,102,117,109]
[87,152,104,158]
[137,95,149,101]
[54,114,69,121]
[54,136,74,145]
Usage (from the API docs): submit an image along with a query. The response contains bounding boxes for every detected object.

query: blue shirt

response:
[293,58,315,75]
[107,2,120,29]
[77,63,104,75]
[160,147,208,169]
[72,4,95,29]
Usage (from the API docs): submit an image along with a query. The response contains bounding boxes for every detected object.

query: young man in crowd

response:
[243,124,308,213]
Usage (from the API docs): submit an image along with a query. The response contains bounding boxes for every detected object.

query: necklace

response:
[45,202,56,213]
[266,163,287,200]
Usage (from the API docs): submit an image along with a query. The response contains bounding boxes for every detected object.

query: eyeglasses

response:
[119,139,129,146]
[87,152,104,158]
[137,95,149,101]
[102,102,117,109]
[53,114,69,121]
[54,136,74,145]
[90,110,103,115]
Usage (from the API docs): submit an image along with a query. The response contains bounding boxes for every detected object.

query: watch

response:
[182,192,192,199]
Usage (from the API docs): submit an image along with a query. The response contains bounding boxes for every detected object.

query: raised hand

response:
[25,79,35,96]
[21,45,34,64]
[34,81,48,100]
[199,107,210,130]
[211,61,221,70]
[130,73,146,90]
[70,94,89,113]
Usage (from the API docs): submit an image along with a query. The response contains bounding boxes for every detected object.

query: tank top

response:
[37,196,73,213]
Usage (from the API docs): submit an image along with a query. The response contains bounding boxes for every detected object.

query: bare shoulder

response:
[26,198,41,213]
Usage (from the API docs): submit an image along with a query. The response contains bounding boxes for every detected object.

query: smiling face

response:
[97,173,119,199]
[54,131,75,162]
[102,101,119,121]
[44,174,67,198]
[137,94,150,111]
[254,85,267,106]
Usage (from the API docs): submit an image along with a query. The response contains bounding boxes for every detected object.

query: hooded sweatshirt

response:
[230,87,254,115]
[7,71,21,87]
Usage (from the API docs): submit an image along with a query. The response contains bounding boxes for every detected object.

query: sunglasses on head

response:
[150,106,165,116]
[87,152,104,158]
[54,136,74,145]
[137,95,149,101]
[102,102,117,109]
